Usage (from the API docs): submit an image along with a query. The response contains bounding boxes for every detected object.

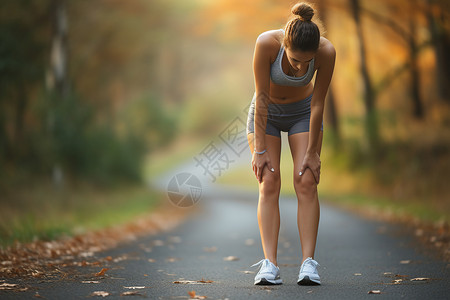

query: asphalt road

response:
[2,185,449,299]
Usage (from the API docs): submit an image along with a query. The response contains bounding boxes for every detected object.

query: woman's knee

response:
[259,170,281,196]
[293,170,317,198]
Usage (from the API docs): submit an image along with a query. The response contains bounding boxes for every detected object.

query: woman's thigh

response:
[247,133,282,175]
[287,131,323,179]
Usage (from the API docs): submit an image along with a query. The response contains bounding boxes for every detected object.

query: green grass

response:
[0,181,163,247]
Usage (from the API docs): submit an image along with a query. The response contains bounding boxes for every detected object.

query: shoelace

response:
[251,258,268,269]
[300,257,320,274]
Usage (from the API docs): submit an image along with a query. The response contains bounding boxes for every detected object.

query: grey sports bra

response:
[270,30,316,87]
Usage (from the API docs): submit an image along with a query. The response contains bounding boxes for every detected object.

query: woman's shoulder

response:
[254,29,283,56]
[316,37,336,68]
[317,37,336,59]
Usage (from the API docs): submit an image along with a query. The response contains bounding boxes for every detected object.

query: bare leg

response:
[288,131,323,264]
[247,133,282,266]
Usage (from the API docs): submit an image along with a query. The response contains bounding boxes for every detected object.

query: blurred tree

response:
[0,0,179,184]
[407,0,424,118]
[349,0,378,149]
[427,0,450,101]
[317,0,341,147]
[362,3,425,119]
[0,0,49,162]
[48,0,69,186]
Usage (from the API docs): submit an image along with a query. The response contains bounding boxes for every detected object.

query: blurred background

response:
[0,0,449,247]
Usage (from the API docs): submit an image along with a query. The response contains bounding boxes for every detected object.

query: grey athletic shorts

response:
[246,93,323,137]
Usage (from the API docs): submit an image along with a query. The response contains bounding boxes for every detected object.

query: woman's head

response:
[283,2,321,53]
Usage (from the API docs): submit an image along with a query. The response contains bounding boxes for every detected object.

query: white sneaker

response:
[251,258,282,285]
[297,257,321,285]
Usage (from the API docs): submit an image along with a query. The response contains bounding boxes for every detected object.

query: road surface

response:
[2,185,449,299]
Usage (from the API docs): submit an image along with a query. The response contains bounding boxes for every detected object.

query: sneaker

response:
[251,258,283,285]
[297,257,321,285]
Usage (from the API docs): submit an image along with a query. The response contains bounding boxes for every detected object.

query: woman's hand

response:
[299,151,321,184]
[252,151,274,183]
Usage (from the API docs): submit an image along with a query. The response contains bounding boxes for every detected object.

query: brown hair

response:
[283,2,321,52]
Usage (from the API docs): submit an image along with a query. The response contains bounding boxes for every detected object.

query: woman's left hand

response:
[299,151,321,184]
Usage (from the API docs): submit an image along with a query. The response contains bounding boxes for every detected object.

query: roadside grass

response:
[0,132,230,248]
[0,181,162,247]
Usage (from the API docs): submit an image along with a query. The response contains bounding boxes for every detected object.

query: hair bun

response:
[291,2,314,22]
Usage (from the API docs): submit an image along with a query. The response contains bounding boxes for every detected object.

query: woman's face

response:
[285,48,315,72]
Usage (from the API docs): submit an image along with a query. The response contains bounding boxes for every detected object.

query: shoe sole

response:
[254,278,283,285]
[297,275,321,286]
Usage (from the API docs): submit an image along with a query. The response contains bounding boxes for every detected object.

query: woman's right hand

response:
[252,151,274,183]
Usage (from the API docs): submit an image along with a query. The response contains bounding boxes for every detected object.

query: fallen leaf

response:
[34,292,44,298]
[368,290,381,294]
[245,239,255,246]
[400,260,411,264]
[173,279,213,284]
[383,272,392,275]
[148,259,156,263]
[123,286,146,289]
[203,246,217,253]
[0,282,18,289]
[82,281,100,284]
[90,291,110,297]
[121,291,144,296]
[393,279,403,284]
[152,240,164,246]
[188,290,207,299]
[104,256,113,261]
[223,256,239,261]
[354,273,362,276]
[80,251,94,258]
[410,277,430,281]
[95,268,109,277]
[166,257,180,263]
[239,270,254,274]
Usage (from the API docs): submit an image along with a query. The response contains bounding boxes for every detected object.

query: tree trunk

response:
[49,0,69,97]
[408,10,424,119]
[317,0,340,145]
[349,0,378,148]
[427,0,450,101]
[48,0,68,188]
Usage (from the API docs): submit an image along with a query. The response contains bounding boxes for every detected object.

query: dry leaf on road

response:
[174,278,213,284]
[121,291,145,296]
[410,277,430,281]
[188,290,207,299]
[203,246,217,253]
[368,290,381,294]
[95,268,109,277]
[90,291,110,297]
[400,260,411,264]
[223,256,239,261]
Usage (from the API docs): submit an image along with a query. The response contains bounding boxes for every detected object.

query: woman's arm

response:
[300,42,336,183]
[252,33,276,182]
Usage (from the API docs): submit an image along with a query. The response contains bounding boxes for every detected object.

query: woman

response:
[246,2,335,286]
